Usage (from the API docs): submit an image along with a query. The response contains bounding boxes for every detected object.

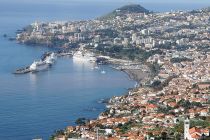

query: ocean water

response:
[0,0,209,140]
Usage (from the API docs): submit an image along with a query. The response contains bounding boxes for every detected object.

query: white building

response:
[131,33,137,43]
[184,118,190,139]
[184,118,209,140]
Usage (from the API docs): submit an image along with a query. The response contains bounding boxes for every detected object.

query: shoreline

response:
[122,69,149,85]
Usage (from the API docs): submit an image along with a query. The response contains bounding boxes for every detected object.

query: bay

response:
[0,0,209,139]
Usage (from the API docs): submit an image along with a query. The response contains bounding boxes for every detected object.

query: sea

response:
[0,0,209,140]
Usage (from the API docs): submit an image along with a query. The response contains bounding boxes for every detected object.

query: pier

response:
[13,67,32,74]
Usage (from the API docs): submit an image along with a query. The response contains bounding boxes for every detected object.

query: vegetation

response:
[67,132,81,138]
[148,62,161,77]
[177,99,202,109]
[75,117,88,125]
[190,119,210,128]
[95,29,119,38]
[118,121,133,134]
[157,106,172,114]
[100,4,150,20]
[96,45,163,62]
[115,4,150,13]
[50,36,69,47]
[151,80,162,88]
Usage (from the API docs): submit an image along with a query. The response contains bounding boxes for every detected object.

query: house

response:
[146,104,158,112]
[197,83,210,90]
[200,109,209,117]
[105,129,113,135]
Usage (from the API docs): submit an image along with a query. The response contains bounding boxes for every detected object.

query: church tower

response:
[184,118,190,139]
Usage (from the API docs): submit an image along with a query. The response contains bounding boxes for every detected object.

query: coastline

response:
[122,69,149,85]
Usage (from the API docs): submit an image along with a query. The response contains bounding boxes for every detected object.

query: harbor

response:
[13,48,105,75]
[13,48,148,81]
[13,50,75,74]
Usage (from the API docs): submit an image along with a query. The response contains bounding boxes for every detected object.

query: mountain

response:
[115,4,150,14]
[100,4,150,20]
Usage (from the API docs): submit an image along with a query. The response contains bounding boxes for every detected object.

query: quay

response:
[13,67,31,74]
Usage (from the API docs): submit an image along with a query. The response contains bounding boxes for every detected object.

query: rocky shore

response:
[123,69,149,85]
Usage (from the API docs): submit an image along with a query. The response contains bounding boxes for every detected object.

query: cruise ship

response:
[14,52,58,74]
[73,50,96,62]
[44,52,57,65]
[29,60,49,71]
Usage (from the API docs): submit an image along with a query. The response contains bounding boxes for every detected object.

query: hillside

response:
[100,4,150,20]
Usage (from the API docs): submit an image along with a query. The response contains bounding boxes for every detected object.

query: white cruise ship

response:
[73,50,96,62]
[29,60,49,71]
[44,52,57,65]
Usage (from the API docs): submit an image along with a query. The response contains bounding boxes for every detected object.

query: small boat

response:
[94,66,99,69]
[91,66,99,70]
[101,70,106,74]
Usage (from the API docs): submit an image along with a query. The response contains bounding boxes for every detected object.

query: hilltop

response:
[100,4,150,20]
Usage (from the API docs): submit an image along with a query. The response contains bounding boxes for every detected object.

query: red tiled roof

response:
[191,133,201,139]
[168,102,177,107]
[147,104,157,109]
[201,128,209,134]
[189,127,201,134]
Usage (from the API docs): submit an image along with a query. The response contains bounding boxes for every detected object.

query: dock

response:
[13,67,32,74]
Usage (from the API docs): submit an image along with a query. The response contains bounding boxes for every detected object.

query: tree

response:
[173,121,184,133]
[119,121,132,134]
[151,80,161,87]
[68,132,80,138]
[161,132,167,140]
[75,117,87,125]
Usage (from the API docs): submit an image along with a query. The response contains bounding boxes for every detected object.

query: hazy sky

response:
[1,0,209,12]
[2,0,210,4]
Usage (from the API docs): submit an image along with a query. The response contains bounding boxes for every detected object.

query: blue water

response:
[0,0,209,140]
